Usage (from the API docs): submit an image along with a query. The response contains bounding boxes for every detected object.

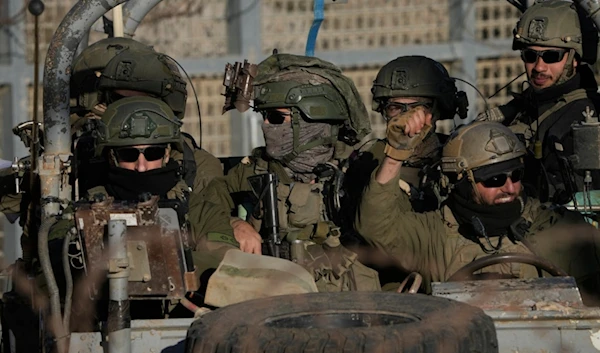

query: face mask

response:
[262,119,334,174]
[105,159,181,200]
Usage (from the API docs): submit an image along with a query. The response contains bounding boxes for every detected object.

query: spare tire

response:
[185,292,498,353]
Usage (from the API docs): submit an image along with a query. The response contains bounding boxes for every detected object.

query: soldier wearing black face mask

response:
[92,96,187,200]
[47,97,239,287]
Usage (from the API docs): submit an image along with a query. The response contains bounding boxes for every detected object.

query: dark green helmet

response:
[95,96,183,156]
[371,56,466,120]
[254,78,349,122]
[253,53,371,145]
[70,37,154,114]
[99,50,188,119]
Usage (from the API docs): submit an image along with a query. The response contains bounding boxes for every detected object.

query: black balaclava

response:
[105,159,181,201]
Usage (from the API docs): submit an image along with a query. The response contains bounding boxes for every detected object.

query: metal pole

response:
[113,4,124,37]
[122,0,162,38]
[41,0,126,219]
[107,219,130,353]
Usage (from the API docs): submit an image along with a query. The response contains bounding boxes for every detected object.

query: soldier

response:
[76,41,223,196]
[478,0,600,204]
[195,53,381,292]
[34,96,236,333]
[344,55,467,218]
[88,96,234,252]
[340,57,468,288]
[47,96,235,299]
[70,37,155,118]
[356,118,600,304]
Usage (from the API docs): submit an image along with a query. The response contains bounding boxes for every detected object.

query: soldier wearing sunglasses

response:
[354,56,468,213]
[66,97,237,274]
[357,120,600,303]
[70,42,223,200]
[478,0,600,204]
[196,53,381,292]
[341,56,468,264]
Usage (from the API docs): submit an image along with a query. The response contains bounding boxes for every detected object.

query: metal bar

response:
[122,0,162,38]
[107,219,130,353]
[38,216,68,353]
[41,0,126,218]
[2,0,28,267]
[113,3,124,37]
[1,40,517,85]
[74,29,90,59]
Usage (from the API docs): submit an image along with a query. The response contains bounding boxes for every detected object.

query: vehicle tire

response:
[185,292,498,353]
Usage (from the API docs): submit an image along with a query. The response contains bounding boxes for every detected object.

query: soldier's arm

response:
[191,149,224,194]
[194,160,262,253]
[200,161,254,213]
[356,166,442,275]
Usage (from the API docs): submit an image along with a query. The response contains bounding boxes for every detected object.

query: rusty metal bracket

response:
[127,241,151,282]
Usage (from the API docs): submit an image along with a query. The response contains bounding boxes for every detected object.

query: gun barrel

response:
[264,173,281,247]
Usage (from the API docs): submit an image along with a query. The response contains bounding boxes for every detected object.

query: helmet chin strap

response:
[556,49,577,86]
[466,169,483,204]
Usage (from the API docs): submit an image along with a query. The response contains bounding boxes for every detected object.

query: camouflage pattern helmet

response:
[95,96,183,156]
[99,50,188,119]
[70,37,154,114]
[254,78,349,122]
[441,121,526,175]
[513,0,586,58]
[371,56,462,120]
[253,53,371,145]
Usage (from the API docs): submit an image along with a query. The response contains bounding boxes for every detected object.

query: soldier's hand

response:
[231,218,262,254]
[385,106,433,161]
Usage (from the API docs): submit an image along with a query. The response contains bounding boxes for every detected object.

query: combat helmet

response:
[253,53,371,147]
[371,56,467,121]
[70,37,154,115]
[95,96,183,157]
[513,0,598,64]
[99,50,188,119]
[441,121,525,178]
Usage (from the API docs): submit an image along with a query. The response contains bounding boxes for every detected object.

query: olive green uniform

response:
[357,169,600,295]
[199,148,381,292]
[170,134,224,195]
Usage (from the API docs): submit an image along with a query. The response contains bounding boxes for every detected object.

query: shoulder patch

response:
[241,156,252,165]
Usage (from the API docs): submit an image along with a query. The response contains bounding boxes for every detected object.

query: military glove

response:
[384,106,432,161]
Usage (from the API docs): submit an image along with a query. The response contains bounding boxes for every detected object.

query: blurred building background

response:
[0,0,545,265]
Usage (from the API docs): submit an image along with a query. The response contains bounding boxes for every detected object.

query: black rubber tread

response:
[185,292,498,353]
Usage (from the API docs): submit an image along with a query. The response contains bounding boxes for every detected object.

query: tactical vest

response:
[246,153,381,292]
[479,89,592,203]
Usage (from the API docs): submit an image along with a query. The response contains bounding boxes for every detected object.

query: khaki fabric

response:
[356,166,600,295]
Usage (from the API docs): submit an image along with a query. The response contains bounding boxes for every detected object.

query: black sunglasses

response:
[261,110,292,125]
[383,102,431,121]
[114,145,167,163]
[479,168,525,188]
[520,48,567,64]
